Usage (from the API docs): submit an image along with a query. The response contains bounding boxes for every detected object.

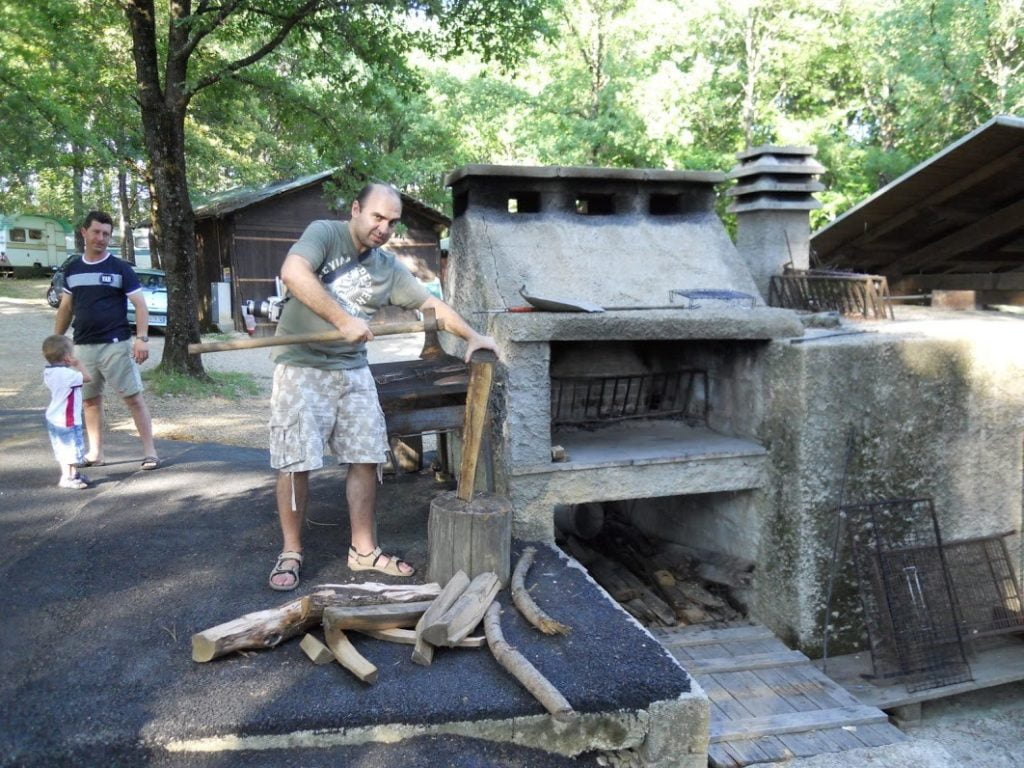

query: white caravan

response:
[0,213,70,277]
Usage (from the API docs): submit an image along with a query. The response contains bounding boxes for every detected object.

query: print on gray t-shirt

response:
[272,220,430,370]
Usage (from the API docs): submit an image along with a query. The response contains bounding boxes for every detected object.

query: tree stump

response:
[428,490,511,587]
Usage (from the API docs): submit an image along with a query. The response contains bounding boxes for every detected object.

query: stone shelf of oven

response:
[488,305,804,342]
[507,422,768,508]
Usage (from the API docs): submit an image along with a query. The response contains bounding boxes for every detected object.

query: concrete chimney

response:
[727,146,824,301]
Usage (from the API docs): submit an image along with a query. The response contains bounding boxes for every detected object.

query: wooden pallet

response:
[653,624,907,768]
[813,635,1024,722]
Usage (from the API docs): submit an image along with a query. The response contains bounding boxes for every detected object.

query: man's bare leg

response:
[124,392,158,459]
[83,395,103,463]
[271,470,308,588]
[347,462,412,574]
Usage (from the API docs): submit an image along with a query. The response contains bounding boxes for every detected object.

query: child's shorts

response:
[47,421,85,466]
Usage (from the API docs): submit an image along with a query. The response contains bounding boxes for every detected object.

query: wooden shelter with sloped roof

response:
[193,170,449,333]
[810,115,1024,304]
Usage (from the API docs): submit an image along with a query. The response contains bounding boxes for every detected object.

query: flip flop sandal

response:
[269,550,303,591]
[348,546,415,577]
[141,456,160,470]
[78,458,105,467]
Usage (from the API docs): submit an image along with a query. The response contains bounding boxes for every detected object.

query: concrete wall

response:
[628,316,1024,654]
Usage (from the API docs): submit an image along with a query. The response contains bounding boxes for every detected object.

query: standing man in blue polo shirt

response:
[54,210,159,470]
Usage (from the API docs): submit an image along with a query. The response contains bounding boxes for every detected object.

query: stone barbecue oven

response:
[444,165,804,540]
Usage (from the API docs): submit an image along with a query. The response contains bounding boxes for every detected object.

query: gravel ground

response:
[0,280,424,449]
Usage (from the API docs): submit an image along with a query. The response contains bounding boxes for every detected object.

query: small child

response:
[42,334,93,490]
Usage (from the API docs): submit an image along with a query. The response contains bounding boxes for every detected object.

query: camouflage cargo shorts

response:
[269,364,388,472]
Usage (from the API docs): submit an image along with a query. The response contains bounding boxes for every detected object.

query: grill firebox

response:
[444,164,804,540]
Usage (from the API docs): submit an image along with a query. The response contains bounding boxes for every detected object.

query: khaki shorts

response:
[76,341,143,400]
[269,364,388,472]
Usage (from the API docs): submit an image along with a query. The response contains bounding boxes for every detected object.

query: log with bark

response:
[510,547,570,635]
[484,602,575,723]
[191,582,440,662]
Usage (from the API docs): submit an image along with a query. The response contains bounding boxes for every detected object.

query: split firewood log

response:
[412,571,471,666]
[676,580,726,609]
[323,615,378,684]
[511,547,569,635]
[321,601,433,631]
[300,633,335,665]
[358,628,485,647]
[484,602,575,723]
[191,582,439,663]
[421,571,500,647]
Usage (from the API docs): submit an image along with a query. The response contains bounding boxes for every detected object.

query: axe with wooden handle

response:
[187,317,445,355]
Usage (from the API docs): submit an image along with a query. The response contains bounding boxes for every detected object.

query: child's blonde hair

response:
[42,334,73,364]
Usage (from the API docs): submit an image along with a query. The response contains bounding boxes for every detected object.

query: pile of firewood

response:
[191,548,576,722]
[558,507,754,628]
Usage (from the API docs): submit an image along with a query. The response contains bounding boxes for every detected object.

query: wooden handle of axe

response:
[188,318,446,354]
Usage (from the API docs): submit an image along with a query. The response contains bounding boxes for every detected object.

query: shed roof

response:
[193,170,450,228]
[810,115,1024,277]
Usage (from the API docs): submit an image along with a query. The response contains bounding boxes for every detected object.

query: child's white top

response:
[44,365,84,427]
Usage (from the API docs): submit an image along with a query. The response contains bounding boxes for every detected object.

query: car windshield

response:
[139,273,166,290]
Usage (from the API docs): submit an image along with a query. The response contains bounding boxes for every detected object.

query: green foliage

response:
[142,367,263,400]
[3,0,1020,239]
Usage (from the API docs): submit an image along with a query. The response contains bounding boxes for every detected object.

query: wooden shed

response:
[811,114,1024,306]
[193,170,450,334]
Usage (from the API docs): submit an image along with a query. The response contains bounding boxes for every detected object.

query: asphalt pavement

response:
[0,408,691,767]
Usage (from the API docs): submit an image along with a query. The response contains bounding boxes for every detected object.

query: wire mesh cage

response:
[944,532,1024,639]
[843,497,972,693]
[550,368,708,426]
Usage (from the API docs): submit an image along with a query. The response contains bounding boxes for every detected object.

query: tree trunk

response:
[118,169,135,264]
[124,0,205,376]
[71,146,85,250]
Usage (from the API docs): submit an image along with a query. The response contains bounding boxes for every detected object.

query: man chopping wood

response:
[267,182,497,591]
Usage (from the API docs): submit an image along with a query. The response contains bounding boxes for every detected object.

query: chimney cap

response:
[735,144,818,161]
[445,164,726,187]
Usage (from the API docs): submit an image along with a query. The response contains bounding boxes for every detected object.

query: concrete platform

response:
[0,409,708,767]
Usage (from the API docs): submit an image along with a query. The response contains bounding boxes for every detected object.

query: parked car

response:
[47,260,167,331]
[45,255,76,308]
[128,268,167,330]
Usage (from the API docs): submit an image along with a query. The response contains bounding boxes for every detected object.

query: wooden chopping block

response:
[427,348,511,587]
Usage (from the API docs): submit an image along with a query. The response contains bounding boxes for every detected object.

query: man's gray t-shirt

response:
[272,220,430,370]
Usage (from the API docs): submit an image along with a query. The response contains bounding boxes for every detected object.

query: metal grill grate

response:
[768,270,894,320]
[944,533,1024,639]
[844,498,972,693]
[550,369,708,426]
